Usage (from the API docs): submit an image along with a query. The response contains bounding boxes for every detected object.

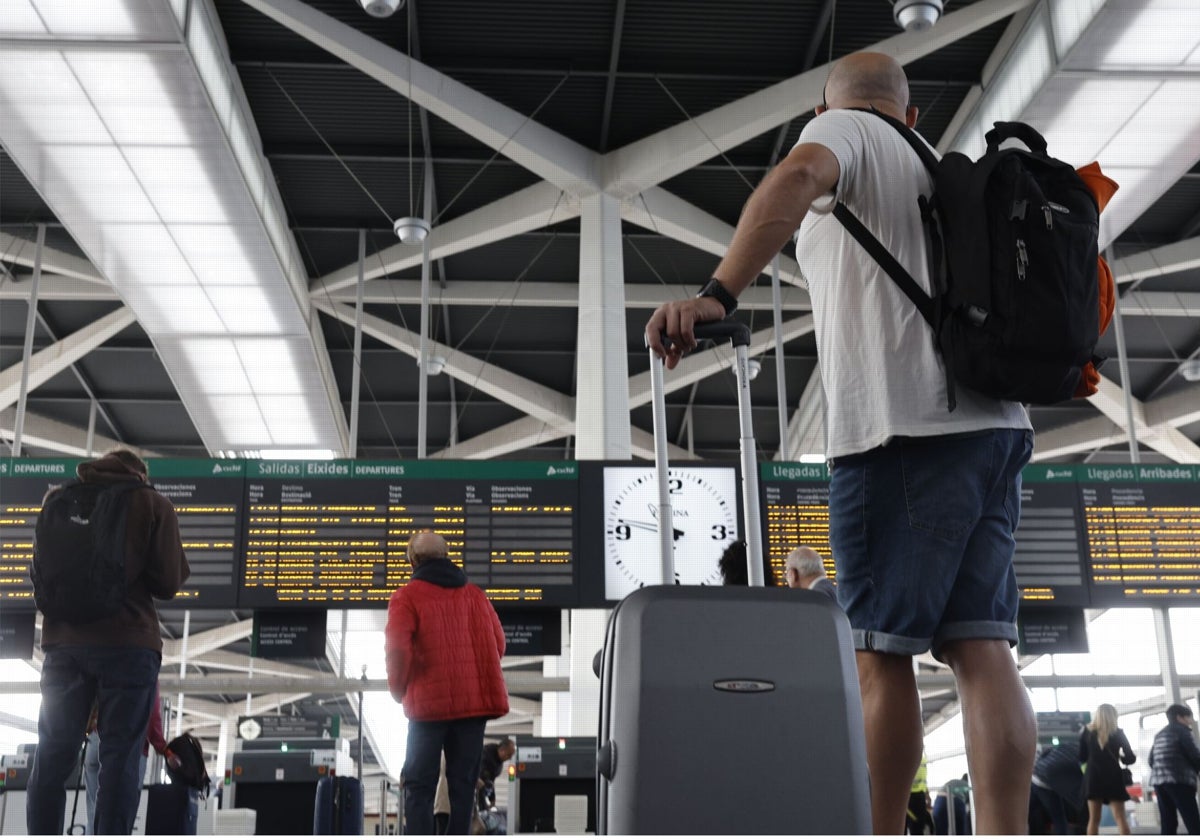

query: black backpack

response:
[165,732,211,798]
[833,110,1101,410]
[31,480,146,623]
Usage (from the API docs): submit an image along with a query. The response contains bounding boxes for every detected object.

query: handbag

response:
[1121,767,1133,787]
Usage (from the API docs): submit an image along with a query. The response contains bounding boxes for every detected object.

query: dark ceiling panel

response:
[619,0,819,77]
[0,150,54,224]
[437,231,581,284]
[1121,176,1200,245]
[102,400,203,450]
[74,348,180,399]
[418,1,617,71]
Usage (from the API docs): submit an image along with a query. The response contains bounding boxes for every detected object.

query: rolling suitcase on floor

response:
[314,774,365,835]
[596,320,872,835]
[145,782,199,835]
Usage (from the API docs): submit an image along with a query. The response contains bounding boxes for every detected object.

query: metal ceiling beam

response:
[433,415,566,459]
[183,650,329,680]
[11,671,1188,697]
[1031,380,1200,462]
[621,187,808,288]
[1031,415,1128,461]
[915,673,1200,691]
[0,307,135,411]
[430,412,692,462]
[935,0,1034,152]
[1120,291,1200,318]
[0,710,37,734]
[152,673,569,695]
[627,315,816,409]
[1111,236,1200,285]
[15,274,1197,320]
[600,0,1036,198]
[630,426,695,462]
[161,619,252,663]
[166,696,234,723]
[1145,381,1200,430]
[778,368,826,461]
[314,301,575,427]
[1087,377,1200,463]
[0,274,119,301]
[597,0,627,153]
[325,280,811,310]
[239,0,600,194]
[0,407,148,457]
[313,181,578,294]
[32,308,127,451]
[0,232,106,284]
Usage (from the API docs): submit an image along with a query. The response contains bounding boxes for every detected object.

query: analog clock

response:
[603,465,740,600]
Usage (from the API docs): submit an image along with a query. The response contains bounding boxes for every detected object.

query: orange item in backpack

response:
[1073,162,1118,398]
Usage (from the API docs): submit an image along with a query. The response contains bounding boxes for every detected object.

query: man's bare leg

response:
[941,639,1036,834]
[857,650,923,834]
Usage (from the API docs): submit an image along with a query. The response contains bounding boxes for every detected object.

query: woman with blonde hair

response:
[1079,703,1136,834]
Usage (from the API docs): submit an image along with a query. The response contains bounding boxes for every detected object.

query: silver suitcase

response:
[596,321,871,834]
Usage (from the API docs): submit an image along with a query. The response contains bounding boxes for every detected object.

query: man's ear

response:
[815,104,828,117]
[906,105,919,128]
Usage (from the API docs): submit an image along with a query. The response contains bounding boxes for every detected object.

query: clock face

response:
[603,466,739,600]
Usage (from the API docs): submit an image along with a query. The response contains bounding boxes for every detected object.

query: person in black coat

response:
[1030,743,1085,834]
[1148,703,1200,835]
[1080,703,1136,835]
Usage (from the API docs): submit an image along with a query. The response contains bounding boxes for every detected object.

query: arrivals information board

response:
[759,462,834,586]
[1014,466,1090,606]
[1078,464,1200,604]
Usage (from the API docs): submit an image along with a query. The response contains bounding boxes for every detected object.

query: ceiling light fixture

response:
[358,0,405,19]
[393,215,430,244]
[893,0,943,32]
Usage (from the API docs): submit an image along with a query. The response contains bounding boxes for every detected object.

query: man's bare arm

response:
[646,141,839,368]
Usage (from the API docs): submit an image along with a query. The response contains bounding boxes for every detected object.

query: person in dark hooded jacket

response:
[27,449,189,836]
[387,530,508,835]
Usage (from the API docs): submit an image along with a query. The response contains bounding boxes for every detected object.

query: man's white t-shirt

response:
[793,109,1031,460]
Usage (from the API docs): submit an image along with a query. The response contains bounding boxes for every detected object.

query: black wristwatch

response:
[696,277,738,316]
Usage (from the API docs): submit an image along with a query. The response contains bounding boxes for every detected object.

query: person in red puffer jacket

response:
[386,530,508,835]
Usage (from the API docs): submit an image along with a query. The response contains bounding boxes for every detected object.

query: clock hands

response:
[617,518,685,541]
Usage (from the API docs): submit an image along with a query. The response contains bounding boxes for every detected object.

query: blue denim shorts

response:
[828,428,1033,661]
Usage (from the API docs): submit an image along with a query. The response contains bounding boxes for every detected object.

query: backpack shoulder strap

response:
[845,106,940,176]
[831,202,937,328]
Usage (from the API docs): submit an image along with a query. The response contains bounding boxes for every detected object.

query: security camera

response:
[359,0,404,19]
[894,0,943,32]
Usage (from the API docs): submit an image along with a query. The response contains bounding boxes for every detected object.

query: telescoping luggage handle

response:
[645,319,765,587]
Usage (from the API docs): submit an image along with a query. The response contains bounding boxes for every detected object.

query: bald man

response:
[783,547,837,602]
[647,52,1035,833]
[385,531,508,835]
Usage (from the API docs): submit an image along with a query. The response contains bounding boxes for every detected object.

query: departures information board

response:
[0,458,242,609]
[759,462,834,585]
[0,459,76,608]
[1079,464,1200,604]
[239,460,579,608]
[149,459,245,608]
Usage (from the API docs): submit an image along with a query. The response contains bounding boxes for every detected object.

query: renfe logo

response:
[713,679,776,693]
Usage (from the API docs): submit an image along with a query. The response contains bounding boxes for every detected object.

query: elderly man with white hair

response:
[784,546,837,603]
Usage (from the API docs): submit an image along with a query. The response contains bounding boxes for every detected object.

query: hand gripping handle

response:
[647,317,752,352]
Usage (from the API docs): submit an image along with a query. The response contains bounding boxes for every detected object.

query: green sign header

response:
[760,462,830,482]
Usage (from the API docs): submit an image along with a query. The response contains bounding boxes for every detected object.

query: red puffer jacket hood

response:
[385,562,508,722]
